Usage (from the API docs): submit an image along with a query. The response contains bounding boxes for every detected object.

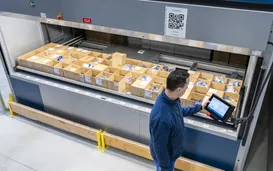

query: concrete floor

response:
[0,112,155,171]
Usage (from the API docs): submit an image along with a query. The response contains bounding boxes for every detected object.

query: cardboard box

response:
[229,54,248,68]
[78,49,91,56]
[44,43,58,48]
[199,72,214,81]
[63,51,86,59]
[17,51,39,68]
[151,76,166,87]
[95,72,112,88]
[61,58,79,65]
[210,81,226,91]
[189,77,197,88]
[101,59,112,66]
[132,66,147,74]
[180,88,193,106]
[126,58,141,66]
[112,52,127,67]
[99,53,112,59]
[53,62,68,77]
[186,92,205,106]
[223,92,240,108]
[225,85,241,94]
[139,62,153,68]
[108,75,126,92]
[54,44,67,50]
[195,79,211,94]
[80,56,95,64]
[227,78,243,87]
[188,71,200,79]
[124,72,141,92]
[84,69,101,85]
[91,57,104,65]
[89,51,102,57]
[93,64,108,72]
[63,64,85,82]
[131,79,150,97]
[158,71,170,79]
[212,51,230,64]
[145,68,160,77]
[38,59,56,74]
[32,57,54,72]
[144,84,163,101]
[104,66,118,74]
[114,69,130,77]
[206,88,224,98]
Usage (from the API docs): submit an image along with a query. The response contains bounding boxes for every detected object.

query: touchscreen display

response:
[207,97,229,118]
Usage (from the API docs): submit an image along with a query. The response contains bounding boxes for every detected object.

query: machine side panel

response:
[0,0,272,50]
[10,78,45,111]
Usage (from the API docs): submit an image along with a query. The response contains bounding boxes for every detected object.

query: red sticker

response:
[82,18,92,24]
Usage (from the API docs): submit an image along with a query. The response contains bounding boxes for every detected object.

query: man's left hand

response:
[201,96,210,108]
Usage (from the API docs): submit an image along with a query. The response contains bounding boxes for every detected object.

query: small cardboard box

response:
[44,43,58,48]
[79,49,91,56]
[74,48,84,53]
[224,92,240,108]
[131,79,150,97]
[89,51,102,57]
[17,51,38,68]
[93,64,108,72]
[145,68,160,77]
[61,58,79,65]
[187,92,205,106]
[225,85,241,94]
[212,75,228,91]
[84,69,101,85]
[151,76,166,87]
[112,52,127,67]
[199,72,214,81]
[108,75,126,92]
[91,57,104,65]
[211,81,226,91]
[139,61,153,68]
[99,53,112,59]
[189,77,197,87]
[63,51,85,59]
[227,78,243,87]
[38,59,56,74]
[206,88,224,98]
[124,72,141,92]
[101,59,112,66]
[158,71,170,79]
[126,58,141,66]
[132,66,147,74]
[144,84,163,101]
[188,71,200,78]
[114,69,130,77]
[53,62,69,77]
[80,56,95,64]
[95,72,112,88]
[32,57,54,72]
[212,51,230,64]
[63,64,85,82]
[180,88,193,106]
[54,44,67,50]
[195,79,211,94]
[104,66,118,74]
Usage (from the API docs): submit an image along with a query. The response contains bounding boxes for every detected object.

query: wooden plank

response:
[103,133,223,171]
[9,102,98,141]
[10,102,223,171]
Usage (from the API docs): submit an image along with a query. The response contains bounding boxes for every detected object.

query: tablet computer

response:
[205,94,235,123]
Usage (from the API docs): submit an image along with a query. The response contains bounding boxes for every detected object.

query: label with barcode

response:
[79,74,84,82]
[96,78,102,85]
[144,90,153,98]
[85,76,91,83]
[54,68,60,75]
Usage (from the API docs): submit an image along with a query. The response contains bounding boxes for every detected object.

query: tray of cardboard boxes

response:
[17,43,243,116]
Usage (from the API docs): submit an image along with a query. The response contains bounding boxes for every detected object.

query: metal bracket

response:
[8,94,16,118]
[96,130,108,152]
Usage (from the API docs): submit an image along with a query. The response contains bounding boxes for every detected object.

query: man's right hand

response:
[201,96,210,109]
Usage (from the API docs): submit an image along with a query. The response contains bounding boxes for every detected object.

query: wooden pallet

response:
[9,101,223,171]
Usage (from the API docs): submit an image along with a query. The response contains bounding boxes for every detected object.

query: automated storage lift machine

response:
[0,1,273,171]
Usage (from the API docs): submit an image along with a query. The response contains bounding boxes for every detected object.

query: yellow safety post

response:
[8,94,16,118]
[96,130,108,152]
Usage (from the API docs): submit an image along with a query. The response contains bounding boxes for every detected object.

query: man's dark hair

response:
[166,70,189,91]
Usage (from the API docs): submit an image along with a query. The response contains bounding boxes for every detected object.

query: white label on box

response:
[77,48,83,52]
[145,90,153,98]
[134,66,142,70]
[114,82,119,87]
[137,50,145,54]
[40,13,47,18]
[164,6,188,39]
[96,78,102,85]
[85,76,91,83]
[47,48,55,51]
[54,68,60,75]
[209,89,217,93]
[82,50,89,53]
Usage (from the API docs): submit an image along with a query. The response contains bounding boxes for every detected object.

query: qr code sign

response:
[165,7,188,38]
[168,13,184,30]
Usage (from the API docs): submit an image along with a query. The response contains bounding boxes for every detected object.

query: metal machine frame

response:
[0,1,272,170]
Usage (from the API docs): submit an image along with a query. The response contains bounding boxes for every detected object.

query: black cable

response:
[235,61,273,124]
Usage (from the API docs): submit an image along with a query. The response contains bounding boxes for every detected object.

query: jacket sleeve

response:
[181,104,202,117]
[150,119,173,171]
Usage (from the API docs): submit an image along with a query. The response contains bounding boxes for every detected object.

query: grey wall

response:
[0,0,273,51]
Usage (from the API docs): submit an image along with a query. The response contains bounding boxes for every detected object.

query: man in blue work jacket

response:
[149,70,210,171]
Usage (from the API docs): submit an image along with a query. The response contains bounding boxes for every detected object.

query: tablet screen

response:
[207,97,229,118]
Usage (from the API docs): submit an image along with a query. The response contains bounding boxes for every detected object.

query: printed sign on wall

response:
[164,6,188,38]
